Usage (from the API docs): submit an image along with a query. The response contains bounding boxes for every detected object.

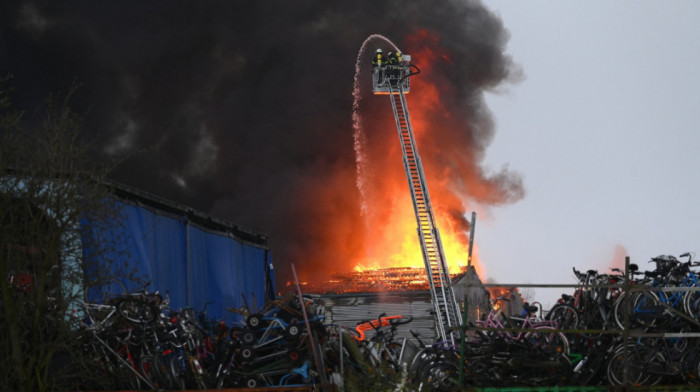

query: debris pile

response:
[304,266,467,294]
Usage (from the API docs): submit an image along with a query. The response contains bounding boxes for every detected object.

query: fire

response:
[351,29,486,280]
[293,29,522,291]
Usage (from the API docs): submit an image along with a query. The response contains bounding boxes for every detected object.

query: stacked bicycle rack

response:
[445,252,700,390]
[66,252,700,391]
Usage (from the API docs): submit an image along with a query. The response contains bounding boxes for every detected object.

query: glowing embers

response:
[306,266,466,294]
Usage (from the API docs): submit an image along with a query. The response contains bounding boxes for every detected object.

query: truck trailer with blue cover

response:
[81,181,275,325]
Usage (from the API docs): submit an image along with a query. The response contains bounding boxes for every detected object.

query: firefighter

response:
[372,48,383,66]
[386,51,400,83]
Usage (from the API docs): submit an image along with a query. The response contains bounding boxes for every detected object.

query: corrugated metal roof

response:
[319,291,438,343]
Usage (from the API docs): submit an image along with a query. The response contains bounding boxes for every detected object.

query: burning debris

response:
[302,266,467,294]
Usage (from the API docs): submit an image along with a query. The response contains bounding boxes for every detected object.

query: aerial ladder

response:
[371,50,462,344]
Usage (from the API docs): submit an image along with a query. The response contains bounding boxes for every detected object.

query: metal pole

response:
[461,211,475,387]
[291,263,328,389]
[186,217,191,307]
[467,212,476,268]
[339,327,344,392]
[623,256,630,386]
[459,294,468,388]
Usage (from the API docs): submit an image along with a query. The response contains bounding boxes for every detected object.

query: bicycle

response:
[547,267,624,339]
[613,254,700,330]
[476,302,570,356]
[353,313,414,371]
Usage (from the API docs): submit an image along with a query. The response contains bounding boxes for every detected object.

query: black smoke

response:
[0,0,523,285]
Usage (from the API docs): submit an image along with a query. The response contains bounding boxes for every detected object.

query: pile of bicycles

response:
[216,293,327,388]
[403,303,571,390]
[544,252,700,387]
[400,252,700,390]
[66,252,700,390]
[71,286,327,390]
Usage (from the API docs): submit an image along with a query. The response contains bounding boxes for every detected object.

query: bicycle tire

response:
[606,342,663,386]
[243,376,260,388]
[546,304,579,330]
[422,358,458,391]
[246,313,265,330]
[215,371,231,389]
[139,354,168,389]
[239,345,256,363]
[285,324,301,340]
[240,329,257,345]
[390,315,414,326]
[116,297,157,324]
[97,276,128,303]
[115,362,141,390]
[381,342,403,369]
[613,291,662,329]
[531,327,570,356]
[168,356,187,390]
[683,289,700,320]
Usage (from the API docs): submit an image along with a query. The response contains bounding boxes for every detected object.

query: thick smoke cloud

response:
[0,0,523,285]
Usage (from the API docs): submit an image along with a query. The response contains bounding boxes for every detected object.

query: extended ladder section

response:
[372,54,462,344]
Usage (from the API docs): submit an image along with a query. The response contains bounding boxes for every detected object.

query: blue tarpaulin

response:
[81,195,273,325]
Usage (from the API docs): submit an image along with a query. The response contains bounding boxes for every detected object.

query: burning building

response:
[304,38,521,340]
[304,266,466,294]
[1,2,529,339]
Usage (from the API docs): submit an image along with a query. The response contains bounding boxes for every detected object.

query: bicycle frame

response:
[632,274,698,316]
[477,309,558,341]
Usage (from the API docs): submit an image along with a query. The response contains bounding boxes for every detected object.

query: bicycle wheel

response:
[389,315,414,326]
[188,357,208,390]
[168,356,187,390]
[546,304,579,331]
[531,327,570,356]
[606,342,663,386]
[116,297,157,324]
[246,313,266,330]
[96,276,128,303]
[381,342,403,370]
[115,362,141,390]
[613,291,662,329]
[683,289,700,320]
[423,359,458,392]
[410,346,442,377]
[523,351,572,386]
[284,324,302,340]
[140,354,168,389]
[243,376,261,388]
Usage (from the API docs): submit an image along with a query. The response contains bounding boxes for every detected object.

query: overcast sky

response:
[477,1,700,306]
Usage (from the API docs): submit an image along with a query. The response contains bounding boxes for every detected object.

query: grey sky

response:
[478,1,700,306]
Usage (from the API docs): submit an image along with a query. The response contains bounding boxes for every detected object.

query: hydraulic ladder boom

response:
[371,51,462,343]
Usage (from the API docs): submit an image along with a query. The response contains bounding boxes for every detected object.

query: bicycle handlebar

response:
[354,314,406,341]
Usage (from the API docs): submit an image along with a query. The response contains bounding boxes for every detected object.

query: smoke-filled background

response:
[0,1,525,286]
[4,0,700,307]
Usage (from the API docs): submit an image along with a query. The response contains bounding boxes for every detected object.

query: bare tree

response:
[0,79,128,391]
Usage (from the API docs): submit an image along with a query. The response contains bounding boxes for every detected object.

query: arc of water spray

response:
[352,34,400,220]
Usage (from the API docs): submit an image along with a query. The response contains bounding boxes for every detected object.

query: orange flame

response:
[292,29,522,290]
[351,29,485,279]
